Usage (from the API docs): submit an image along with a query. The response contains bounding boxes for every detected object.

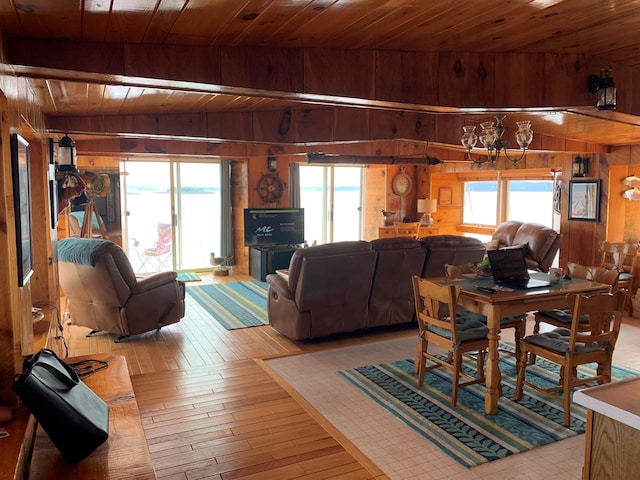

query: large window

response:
[463,181,498,226]
[299,165,364,244]
[462,171,555,233]
[121,160,221,272]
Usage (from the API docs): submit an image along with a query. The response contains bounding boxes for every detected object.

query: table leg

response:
[485,310,501,414]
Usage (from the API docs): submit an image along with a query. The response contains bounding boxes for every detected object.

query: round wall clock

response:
[392,168,412,196]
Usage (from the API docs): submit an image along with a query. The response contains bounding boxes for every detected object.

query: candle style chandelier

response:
[461,114,534,168]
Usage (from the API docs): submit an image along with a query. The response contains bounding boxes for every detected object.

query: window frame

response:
[458,169,555,236]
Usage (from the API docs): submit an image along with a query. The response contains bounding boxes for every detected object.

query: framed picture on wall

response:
[11,133,34,286]
[568,179,601,222]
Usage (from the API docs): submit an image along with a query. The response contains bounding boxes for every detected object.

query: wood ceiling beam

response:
[8,38,627,113]
[47,107,606,156]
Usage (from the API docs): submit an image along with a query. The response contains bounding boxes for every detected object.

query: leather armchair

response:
[491,221,562,272]
[58,238,185,341]
[266,241,377,340]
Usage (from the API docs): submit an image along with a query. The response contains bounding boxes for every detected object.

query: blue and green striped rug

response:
[177,271,201,282]
[186,280,268,329]
[339,349,639,468]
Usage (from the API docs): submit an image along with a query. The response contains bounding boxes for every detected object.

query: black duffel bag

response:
[13,348,109,463]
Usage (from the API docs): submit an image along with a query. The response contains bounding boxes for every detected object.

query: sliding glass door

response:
[299,165,363,244]
[121,160,221,273]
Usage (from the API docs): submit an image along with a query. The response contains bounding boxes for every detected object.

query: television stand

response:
[250,245,297,282]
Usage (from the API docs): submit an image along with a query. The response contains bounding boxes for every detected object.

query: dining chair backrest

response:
[412,277,461,345]
[394,222,421,238]
[598,241,621,270]
[566,290,625,351]
[567,262,619,290]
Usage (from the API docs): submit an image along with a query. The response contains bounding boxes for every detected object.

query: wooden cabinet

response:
[574,377,640,479]
[377,226,439,239]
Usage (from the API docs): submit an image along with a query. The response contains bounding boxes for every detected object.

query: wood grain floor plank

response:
[63,271,386,480]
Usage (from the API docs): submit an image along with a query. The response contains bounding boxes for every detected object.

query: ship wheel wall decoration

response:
[256,172,285,203]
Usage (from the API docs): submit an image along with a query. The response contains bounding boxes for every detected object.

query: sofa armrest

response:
[133,271,179,294]
[266,273,294,302]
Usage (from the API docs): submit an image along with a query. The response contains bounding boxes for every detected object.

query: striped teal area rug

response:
[186,280,268,329]
[177,271,201,282]
[339,349,639,468]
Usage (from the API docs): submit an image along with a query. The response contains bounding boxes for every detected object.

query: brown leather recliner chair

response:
[58,237,185,342]
[266,241,378,340]
[491,221,562,272]
[369,237,427,328]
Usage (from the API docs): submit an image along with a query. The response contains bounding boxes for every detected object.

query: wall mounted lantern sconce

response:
[267,156,277,172]
[572,155,589,177]
[52,134,78,172]
[417,198,437,227]
[461,114,533,168]
[587,66,617,110]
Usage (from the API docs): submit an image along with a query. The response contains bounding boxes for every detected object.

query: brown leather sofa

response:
[58,237,185,341]
[266,235,486,340]
[490,221,562,272]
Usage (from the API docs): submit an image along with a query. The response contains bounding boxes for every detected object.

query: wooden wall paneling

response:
[384,165,403,224]
[363,165,386,240]
[232,161,249,274]
[7,39,126,76]
[27,138,56,309]
[124,44,222,84]
[429,172,464,234]
[209,111,254,145]
[157,111,209,138]
[375,51,439,105]
[80,156,120,171]
[0,97,22,408]
[333,108,371,143]
[303,48,375,99]
[221,46,304,92]
[494,53,546,107]
[607,164,629,242]
[438,52,495,108]
[544,52,594,108]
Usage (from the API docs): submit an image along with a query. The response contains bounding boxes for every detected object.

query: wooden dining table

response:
[439,273,611,415]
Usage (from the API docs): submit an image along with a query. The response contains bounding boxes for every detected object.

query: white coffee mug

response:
[549,267,564,284]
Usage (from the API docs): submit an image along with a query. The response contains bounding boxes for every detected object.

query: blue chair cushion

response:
[524,328,607,354]
[458,309,527,327]
[427,313,489,343]
[537,309,589,324]
[619,272,632,281]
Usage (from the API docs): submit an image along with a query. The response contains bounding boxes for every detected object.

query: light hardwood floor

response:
[61,270,640,480]
[62,270,410,479]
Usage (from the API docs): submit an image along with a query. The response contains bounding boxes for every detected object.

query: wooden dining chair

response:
[615,242,639,292]
[411,276,489,406]
[515,290,626,426]
[394,222,421,238]
[598,241,638,291]
[532,262,619,335]
[444,264,528,361]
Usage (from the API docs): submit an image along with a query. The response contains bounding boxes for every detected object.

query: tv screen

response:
[244,208,304,247]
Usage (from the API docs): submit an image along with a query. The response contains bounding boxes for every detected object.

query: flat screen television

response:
[244,208,304,247]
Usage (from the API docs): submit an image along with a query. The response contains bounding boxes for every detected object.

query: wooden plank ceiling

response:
[2,0,640,160]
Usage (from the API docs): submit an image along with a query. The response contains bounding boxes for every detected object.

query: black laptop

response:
[487,247,550,289]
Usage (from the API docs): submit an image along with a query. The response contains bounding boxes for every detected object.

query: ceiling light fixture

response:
[461,114,533,168]
[587,66,616,110]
